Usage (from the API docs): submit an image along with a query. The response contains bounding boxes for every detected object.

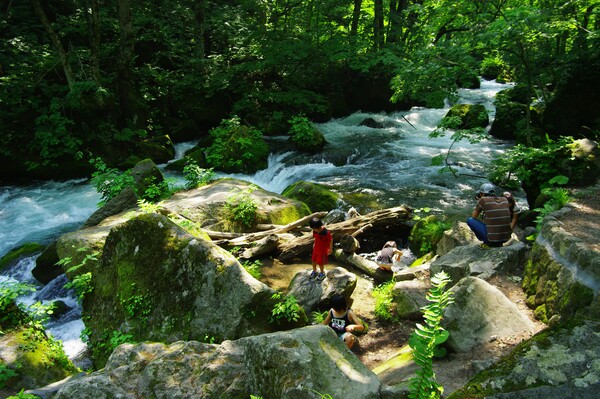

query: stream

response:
[0,79,514,366]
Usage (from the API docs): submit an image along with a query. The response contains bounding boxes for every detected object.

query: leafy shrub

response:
[372,281,396,322]
[0,362,18,388]
[5,389,39,399]
[409,215,451,257]
[269,292,302,324]
[242,259,262,279]
[140,177,175,202]
[223,188,258,229]
[0,282,36,329]
[89,157,135,205]
[205,117,269,173]
[57,249,99,303]
[183,161,215,189]
[534,177,571,229]
[288,115,326,153]
[310,310,329,325]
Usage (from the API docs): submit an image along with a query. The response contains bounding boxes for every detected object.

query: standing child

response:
[323,294,364,349]
[309,217,333,281]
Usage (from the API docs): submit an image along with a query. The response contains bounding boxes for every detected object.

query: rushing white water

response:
[0,79,513,363]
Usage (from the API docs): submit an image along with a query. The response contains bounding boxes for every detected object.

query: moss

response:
[534,304,548,323]
[408,215,450,257]
[263,201,310,225]
[281,181,340,212]
[3,327,78,392]
[0,243,45,271]
[410,252,434,267]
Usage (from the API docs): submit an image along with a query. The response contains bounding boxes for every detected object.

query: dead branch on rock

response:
[277,206,412,263]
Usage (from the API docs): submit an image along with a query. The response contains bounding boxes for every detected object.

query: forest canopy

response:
[1,0,599,181]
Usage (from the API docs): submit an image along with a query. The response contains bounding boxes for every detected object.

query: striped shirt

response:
[477,196,512,243]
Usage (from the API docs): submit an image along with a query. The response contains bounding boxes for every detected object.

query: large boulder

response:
[522,213,598,324]
[81,213,277,368]
[436,221,478,256]
[163,179,311,232]
[448,319,600,399]
[0,323,79,396]
[441,104,489,130]
[287,267,357,313]
[281,181,341,213]
[442,277,537,352]
[54,325,383,399]
[430,242,528,286]
[392,279,430,320]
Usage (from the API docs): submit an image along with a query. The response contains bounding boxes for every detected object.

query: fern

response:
[408,271,454,399]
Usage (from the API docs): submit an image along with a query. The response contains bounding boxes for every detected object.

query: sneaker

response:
[309,271,318,279]
[317,272,326,281]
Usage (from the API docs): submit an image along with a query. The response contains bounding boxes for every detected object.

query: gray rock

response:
[288,267,357,312]
[452,320,600,399]
[392,279,430,320]
[54,325,382,399]
[430,241,528,285]
[436,221,478,256]
[443,277,536,352]
[393,264,430,282]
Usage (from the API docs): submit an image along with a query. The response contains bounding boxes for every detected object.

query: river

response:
[0,79,514,365]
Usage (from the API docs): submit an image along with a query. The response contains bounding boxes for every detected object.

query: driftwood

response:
[333,249,393,283]
[239,234,279,259]
[277,206,412,263]
[213,211,328,248]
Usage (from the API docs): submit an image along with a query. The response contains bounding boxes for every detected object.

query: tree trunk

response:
[350,0,362,36]
[277,206,412,263]
[333,249,393,283]
[194,0,205,62]
[31,0,75,90]
[373,0,385,49]
[85,0,101,85]
[116,0,145,128]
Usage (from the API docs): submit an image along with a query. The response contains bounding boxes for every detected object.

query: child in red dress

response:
[309,217,333,281]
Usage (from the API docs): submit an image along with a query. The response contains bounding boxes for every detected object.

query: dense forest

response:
[1,0,599,189]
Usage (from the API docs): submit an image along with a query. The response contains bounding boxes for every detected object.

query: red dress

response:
[312,228,332,265]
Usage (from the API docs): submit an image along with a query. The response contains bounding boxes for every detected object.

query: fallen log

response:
[277,206,412,263]
[214,211,328,248]
[239,234,279,259]
[333,249,393,283]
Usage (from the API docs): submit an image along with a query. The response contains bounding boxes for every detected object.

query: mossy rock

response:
[0,326,79,395]
[441,104,489,130]
[281,181,341,212]
[288,124,326,153]
[448,318,600,399]
[408,215,450,258]
[164,147,209,171]
[0,243,45,271]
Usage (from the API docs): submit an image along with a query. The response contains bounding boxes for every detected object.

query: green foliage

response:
[269,292,302,324]
[97,330,136,354]
[490,136,582,192]
[533,182,571,229]
[183,161,215,190]
[5,389,39,399]
[480,55,513,82]
[310,310,329,325]
[409,216,451,256]
[58,249,99,303]
[408,272,454,399]
[64,272,93,302]
[242,259,263,280]
[372,281,397,322]
[0,363,18,389]
[136,199,164,214]
[140,177,175,202]
[224,188,259,229]
[89,157,135,205]
[205,117,269,173]
[288,115,325,153]
[0,282,36,329]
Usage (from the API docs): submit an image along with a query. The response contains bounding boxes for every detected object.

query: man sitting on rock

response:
[467,183,512,248]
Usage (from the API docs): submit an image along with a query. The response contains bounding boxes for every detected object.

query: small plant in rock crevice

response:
[223,188,259,229]
[372,281,397,322]
[269,292,302,324]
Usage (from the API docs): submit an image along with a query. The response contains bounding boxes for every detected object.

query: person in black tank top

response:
[323,294,365,348]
